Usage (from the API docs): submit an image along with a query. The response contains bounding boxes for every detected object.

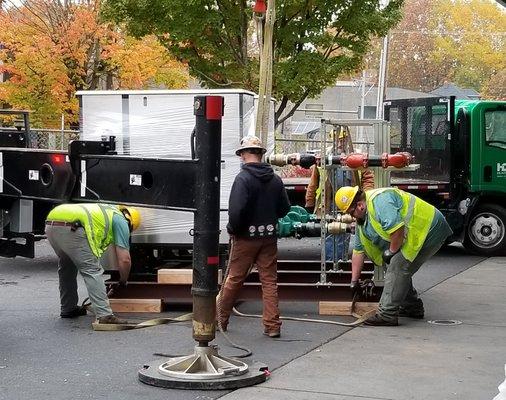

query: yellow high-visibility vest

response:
[47,203,123,258]
[357,188,435,265]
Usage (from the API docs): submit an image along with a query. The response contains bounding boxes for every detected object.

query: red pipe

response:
[381,152,413,168]
[340,153,369,169]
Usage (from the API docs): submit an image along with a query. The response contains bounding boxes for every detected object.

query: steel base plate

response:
[139,360,268,390]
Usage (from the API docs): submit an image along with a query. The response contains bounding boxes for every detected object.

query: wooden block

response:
[157,269,223,284]
[110,298,162,313]
[158,268,193,284]
[318,301,378,316]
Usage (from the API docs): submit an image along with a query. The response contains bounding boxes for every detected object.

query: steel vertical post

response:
[192,96,224,345]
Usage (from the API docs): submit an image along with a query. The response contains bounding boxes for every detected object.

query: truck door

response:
[476,103,506,192]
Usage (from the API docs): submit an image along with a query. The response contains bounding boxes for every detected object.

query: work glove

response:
[382,249,399,265]
[350,280,362,298]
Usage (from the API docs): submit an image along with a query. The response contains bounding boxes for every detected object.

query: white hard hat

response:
[235,135,266,156]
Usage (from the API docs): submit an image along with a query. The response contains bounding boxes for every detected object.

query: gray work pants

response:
[46,225,112,318]
[378,231,449,321]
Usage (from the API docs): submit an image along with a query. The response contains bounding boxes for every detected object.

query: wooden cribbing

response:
[157,268,222,284]
[318,301,378,316]
[109,298,162,313]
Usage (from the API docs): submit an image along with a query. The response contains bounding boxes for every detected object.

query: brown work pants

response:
[217,236,281,332]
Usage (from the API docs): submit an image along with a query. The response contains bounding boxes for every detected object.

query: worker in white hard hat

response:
[45,203,141,325]
[217,135,290,338]
[335,186,452,326]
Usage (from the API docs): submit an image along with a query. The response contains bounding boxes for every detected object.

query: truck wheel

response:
[464,204,506,256]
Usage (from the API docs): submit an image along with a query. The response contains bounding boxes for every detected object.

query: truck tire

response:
[464,203,506,256]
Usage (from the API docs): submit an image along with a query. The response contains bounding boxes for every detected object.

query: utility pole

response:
[255,0,275,147]
[376,0,390,120]
[376,35,389,120]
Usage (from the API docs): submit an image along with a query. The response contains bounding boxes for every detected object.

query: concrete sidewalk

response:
[219,257,506,400]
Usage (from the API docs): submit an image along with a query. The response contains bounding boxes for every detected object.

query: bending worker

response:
[335,186,452,326]
[217,135,290,338]
[45,203,141,325]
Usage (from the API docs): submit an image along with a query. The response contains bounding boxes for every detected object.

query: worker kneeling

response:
[45,203,140,324]
[335,186,452,326]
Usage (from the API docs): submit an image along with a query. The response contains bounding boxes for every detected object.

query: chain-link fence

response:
[27,129,80,150]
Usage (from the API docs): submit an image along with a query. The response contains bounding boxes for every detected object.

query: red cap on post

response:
[253,0,267,14]
[205,96,223,120]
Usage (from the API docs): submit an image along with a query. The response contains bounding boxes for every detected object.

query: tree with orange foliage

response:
[0,0,188,128]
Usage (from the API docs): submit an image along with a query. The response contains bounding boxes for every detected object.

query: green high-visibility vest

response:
[357,188,435,266]
[46,203,123,258]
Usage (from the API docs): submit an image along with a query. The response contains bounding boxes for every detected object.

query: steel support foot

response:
[138,345,267,390]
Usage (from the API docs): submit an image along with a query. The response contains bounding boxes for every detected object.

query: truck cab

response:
[454,100,506,255]
[386,97,506,256]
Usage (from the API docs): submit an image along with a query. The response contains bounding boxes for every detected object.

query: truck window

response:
[485,110,506,149]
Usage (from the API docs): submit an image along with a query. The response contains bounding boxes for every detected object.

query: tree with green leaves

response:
[102,0,404,127]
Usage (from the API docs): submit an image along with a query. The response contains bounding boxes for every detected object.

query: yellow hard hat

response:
[334,186,359,213]
[119,206,141,231]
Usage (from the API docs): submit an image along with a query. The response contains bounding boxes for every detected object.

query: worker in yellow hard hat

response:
[118,205,141,231]
[45,203,141,325]
[335,186,452,326]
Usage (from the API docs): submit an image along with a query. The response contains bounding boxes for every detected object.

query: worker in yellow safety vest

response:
[45,203,141,325]
[335,186,453,326]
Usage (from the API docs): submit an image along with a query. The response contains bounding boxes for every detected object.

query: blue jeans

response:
[325,234,346,261]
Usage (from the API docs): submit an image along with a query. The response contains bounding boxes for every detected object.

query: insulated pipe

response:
[326,222,353,235]
[267,152,413,169]
[290,221,353,237]
[192,96,223,345]
[332,213,354,224]
[290,217,354,238]
[267,153,317,169]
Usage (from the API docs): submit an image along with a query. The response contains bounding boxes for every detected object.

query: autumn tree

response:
[481,69,506,100]
[0,0,189,127]
[386,0,506,96]
[387,0,448,92]
[102,0,404,127]
[432,0,505,95]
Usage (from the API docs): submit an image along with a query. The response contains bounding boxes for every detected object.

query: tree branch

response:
[276,88,311,127]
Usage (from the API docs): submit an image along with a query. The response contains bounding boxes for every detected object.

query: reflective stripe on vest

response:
[314,166,326,208]
[47,203,122,258]
[357,188,435,265]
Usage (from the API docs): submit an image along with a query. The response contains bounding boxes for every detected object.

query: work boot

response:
[60,306,87,319]
[96,315,128,325]
[263,329,281,338]
[364,313,398,326]
[399,307,424,319]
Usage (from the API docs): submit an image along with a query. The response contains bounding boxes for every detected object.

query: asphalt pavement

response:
[0,238,503,400]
